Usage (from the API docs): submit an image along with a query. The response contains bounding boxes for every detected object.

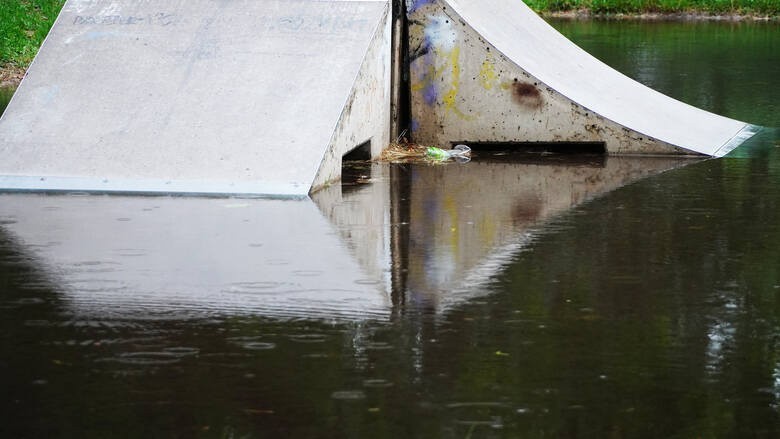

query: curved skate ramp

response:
[407,0,758,156]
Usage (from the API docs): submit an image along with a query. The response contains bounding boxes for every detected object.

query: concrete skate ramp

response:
[0,0,391,197]
[407,0,758,156]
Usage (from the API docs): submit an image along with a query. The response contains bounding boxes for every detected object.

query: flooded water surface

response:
[2,20,780,438]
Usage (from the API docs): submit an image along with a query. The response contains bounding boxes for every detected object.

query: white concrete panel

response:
[0,0,391,196]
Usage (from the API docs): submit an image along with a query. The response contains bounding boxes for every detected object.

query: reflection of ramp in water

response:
[0,157,694,321]
[0,195,391,320]
[407,0,758,156]
[0,0,391,196]
[399,156,696,312]
[319,156,696,314]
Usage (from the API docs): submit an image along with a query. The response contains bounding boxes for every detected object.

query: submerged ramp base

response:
[406,0,757,157]
[0,0,391,197]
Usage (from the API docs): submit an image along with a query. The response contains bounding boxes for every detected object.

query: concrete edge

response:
[713,124,762,157]
[0,175,310,199]
[310,1,392,194]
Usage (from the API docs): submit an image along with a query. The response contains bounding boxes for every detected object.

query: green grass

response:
[0,0,65,68]
[524,0,780,15]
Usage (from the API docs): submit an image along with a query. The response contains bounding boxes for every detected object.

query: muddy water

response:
[2,20,780,438]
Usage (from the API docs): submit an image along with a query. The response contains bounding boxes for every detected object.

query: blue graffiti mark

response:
[72,13,176,26]
[411,118,420,132]
[423,83,438,105]
[407,0,435,13]
[410,13,457,108]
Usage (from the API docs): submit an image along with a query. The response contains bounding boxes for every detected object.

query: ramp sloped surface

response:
[0,0,390,196]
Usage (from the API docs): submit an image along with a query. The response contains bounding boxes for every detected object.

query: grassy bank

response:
[0,0,64,69]
[525,0,780,16]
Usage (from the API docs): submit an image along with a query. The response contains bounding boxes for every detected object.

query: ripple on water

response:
[288,334,328,344]
[331,390,366,400]
[446,402,510,429]
[114,249,147,257]
[18,282,54,292]
[354,278,380,285]
[101,351,185,365]
[242,341,276,350]
[292,270,323,277]
[365,342,394,351]
[363,379,393,388]
[446,402,511,409]
[162,346,200,356]
[16,297,44,305]
[66,279,127,293]
[98,346,200,365]
[3,297,45,307]
[302,353,329,359]
[227,336,276,351]
[223,282,290,295]
[71,261,121,273]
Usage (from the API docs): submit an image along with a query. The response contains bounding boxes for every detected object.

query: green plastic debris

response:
[425,144,471,162]
[425,147,449,160]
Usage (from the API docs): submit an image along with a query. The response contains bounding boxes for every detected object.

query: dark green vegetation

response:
[550,19,780,127]
[525,0,780,16]
[0,88,13,114]
[0,0,65,68]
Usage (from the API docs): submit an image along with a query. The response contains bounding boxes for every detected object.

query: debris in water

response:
[379,141,471,163]
[378,141,428,162]
[426,144,471,162]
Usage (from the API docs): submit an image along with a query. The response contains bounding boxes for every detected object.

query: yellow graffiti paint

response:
[441,48,460,112]
[479,55,497,90]
[442,47,474,121]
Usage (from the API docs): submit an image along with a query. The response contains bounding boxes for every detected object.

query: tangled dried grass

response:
[377,141,429,162]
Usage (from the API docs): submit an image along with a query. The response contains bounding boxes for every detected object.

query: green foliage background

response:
[525,0,780,14]
[0,0,65,67]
